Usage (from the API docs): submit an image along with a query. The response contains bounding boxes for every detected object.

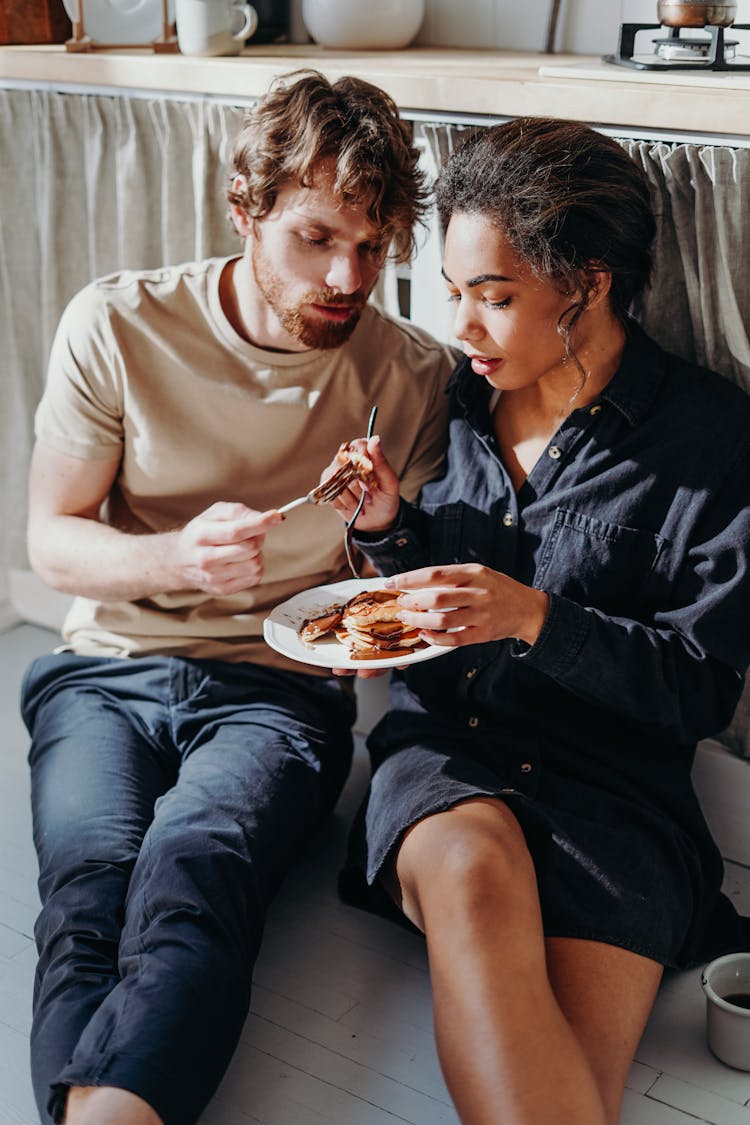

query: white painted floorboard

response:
[1,623,750,1124]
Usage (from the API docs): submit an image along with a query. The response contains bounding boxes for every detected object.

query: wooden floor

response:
[2,623,750,1125]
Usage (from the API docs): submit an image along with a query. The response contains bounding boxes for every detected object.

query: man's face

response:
[247,165,388,351]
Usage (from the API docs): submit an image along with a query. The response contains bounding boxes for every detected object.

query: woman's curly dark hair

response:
[435,117,656,323]
[227,70,429,263]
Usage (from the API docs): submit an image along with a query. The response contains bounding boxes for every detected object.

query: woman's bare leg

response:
[545,937,662,1123]
[64,1086,163,1124]
[390,796,662,1125]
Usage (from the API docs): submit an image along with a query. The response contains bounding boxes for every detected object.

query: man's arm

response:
[27,442,282,602]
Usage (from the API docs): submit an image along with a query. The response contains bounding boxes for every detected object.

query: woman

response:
[329,118,750,1125]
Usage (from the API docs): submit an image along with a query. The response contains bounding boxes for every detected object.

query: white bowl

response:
[302,0,425,49]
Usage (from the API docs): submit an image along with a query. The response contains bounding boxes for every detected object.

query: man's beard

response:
[251,242,366,349]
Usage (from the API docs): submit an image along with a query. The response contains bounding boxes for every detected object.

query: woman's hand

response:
[387,564,550,649]
[323,436,401,533]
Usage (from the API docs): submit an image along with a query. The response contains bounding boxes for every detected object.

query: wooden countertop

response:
[1,43,749,137]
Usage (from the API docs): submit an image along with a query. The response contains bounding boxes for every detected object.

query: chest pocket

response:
[534,508,666,616]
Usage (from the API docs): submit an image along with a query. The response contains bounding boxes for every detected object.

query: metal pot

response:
[657,1,737,26]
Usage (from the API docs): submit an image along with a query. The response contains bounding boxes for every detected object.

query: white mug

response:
[176,0,259,56]
[701,953,750,1070]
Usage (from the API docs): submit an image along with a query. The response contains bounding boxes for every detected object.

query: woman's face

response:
[442,211,579,392]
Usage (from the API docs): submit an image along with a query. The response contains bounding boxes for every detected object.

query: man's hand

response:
[386,564,551,649]
[332,666,383,679]
[325,436,401,533]
[168,502,283,595]
[26,443,285,602]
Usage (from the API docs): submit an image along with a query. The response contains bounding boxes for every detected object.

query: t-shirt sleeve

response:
[34,283,125,460]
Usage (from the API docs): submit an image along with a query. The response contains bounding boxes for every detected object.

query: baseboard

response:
[9,568,72,632]
[0,599,22,633]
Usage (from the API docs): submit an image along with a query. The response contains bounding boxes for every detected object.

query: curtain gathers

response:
[622,139,750,394]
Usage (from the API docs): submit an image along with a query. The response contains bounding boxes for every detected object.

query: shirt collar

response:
[599,319,667,427]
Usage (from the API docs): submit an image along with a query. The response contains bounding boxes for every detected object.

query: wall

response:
[414,0,750,55]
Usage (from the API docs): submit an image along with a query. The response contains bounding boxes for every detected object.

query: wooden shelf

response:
[0,44,749,136]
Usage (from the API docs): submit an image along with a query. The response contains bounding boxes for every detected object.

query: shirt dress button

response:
[589,404,603,415]
[502,512,514,527]
[548,445,562,460]
[395,537,408,547]
[519,762,533,773]
[468,716,479,728]
[466,667,477,679]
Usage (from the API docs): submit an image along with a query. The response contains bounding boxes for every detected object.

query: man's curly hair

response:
[227,70,429,263]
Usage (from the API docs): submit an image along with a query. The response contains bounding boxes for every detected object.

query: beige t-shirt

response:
[35,257,456,670]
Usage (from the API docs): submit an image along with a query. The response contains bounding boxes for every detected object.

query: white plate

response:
[64,0,176,44]
[263,577,450,671]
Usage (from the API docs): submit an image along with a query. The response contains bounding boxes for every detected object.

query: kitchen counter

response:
[1,43,749,137]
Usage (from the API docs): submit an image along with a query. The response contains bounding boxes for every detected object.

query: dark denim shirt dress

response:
[352,321,750,965]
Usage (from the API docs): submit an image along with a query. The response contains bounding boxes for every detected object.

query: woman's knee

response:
[393,797,535,928]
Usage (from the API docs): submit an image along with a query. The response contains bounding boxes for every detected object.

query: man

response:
[22,70,455,1125]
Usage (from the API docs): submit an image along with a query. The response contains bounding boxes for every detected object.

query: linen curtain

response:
[623,138,750,393]
[0,89,244,621]
[0,87,399,625]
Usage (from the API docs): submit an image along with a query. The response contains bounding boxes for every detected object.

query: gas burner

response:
[653,32,737,59]
[604,22,750,70]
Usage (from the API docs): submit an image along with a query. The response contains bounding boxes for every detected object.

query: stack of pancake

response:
[298,589,426,660]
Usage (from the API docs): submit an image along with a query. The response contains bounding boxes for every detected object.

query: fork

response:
[278,460,360,515]
[344,405,378,577]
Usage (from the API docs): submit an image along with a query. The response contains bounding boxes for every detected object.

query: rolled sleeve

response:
[513,593,591,678]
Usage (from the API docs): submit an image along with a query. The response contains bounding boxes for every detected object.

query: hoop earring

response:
[557,301,590,414]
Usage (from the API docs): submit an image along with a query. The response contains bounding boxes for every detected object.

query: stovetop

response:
[539,21,750,88]
[537,56,750,88]
[606,22,750,72]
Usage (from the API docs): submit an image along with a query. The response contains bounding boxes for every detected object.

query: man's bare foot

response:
[64,1086,163,1125]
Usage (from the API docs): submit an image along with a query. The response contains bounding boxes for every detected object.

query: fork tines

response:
[310,461,359,504]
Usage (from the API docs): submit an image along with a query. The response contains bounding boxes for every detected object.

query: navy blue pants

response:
[21,652,355,1125]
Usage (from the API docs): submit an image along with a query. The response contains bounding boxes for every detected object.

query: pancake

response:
[337,442,376,491]
[297,588,427,658]
[341,589,401,627]
[298,606,344,643]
